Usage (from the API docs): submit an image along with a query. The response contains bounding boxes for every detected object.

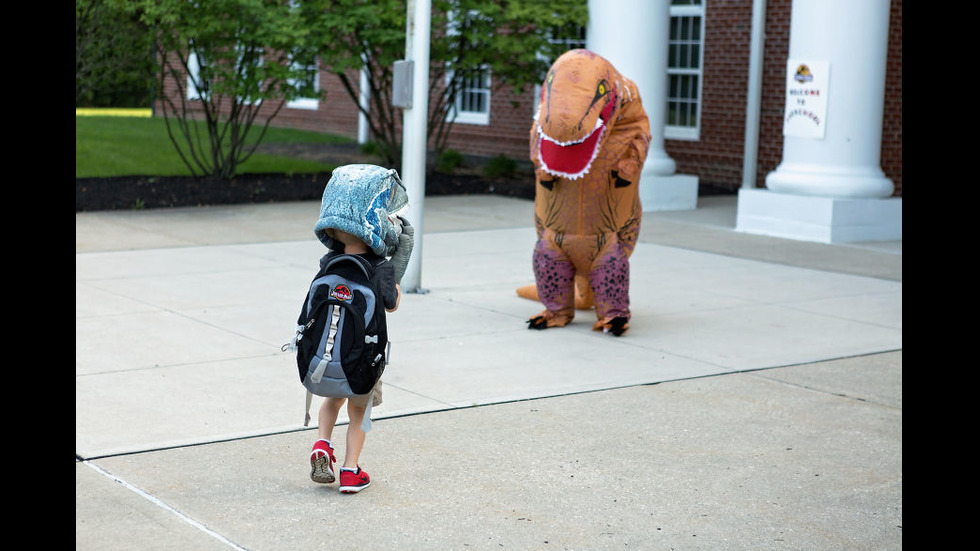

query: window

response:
[534,25,587,115]
[287,56,319,110]
[235,43,263,106]
[666,0,705,140]
[287,1,318,110]
[547,24,586,55]
[187,43,264,105]
[451,69,491,125]
[446,9,492,125]
[186,49,207,101]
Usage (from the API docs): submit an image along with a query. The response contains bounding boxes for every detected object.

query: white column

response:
[357,59,370,144]
[587,0,698,211]
[741,0,767,189]
[737,0,900,243]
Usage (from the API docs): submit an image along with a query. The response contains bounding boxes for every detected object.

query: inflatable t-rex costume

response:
[521,49,651,336]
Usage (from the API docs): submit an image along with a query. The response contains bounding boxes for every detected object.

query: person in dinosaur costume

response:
[520,49,651,336]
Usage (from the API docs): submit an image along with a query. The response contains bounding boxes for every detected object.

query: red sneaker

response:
[339,467,371,493]
[310,439,336,484]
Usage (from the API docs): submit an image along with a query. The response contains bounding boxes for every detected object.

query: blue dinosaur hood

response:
[314,164,409,256]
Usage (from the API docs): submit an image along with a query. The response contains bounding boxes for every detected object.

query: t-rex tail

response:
[516,275,595,310]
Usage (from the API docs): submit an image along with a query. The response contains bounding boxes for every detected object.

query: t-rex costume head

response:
[533,49,647,184]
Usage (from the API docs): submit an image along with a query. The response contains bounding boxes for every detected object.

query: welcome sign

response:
[783,59,829,139]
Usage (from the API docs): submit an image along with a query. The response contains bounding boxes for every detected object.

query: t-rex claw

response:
[593,316,629,336]
[527,316,549,330]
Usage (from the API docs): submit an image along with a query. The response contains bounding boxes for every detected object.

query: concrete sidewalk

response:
[76,195,902,550]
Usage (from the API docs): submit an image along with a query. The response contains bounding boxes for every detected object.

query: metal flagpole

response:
[398,0,431,293]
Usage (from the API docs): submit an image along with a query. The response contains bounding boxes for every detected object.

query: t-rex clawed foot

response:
[592,316,630,336]
[527,310,573,330]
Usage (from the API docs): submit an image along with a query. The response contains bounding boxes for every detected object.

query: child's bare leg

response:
[318,398,345,441]
[343,401,368,468]
[310,398,344,484]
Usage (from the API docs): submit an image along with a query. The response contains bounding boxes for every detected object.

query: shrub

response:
[483,155,517,179]
[438,149,464,173]
[359,141,380,156]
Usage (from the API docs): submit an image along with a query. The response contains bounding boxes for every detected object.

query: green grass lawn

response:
[76,109,351,178]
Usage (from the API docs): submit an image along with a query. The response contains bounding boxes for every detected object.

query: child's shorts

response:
[350,378,382,408]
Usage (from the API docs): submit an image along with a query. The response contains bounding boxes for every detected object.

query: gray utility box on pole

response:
[393,60,414,109]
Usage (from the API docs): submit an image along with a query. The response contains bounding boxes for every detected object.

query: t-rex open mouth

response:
[536,86,616,181]
[537,117,605,181]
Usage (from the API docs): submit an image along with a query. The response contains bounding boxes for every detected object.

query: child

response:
[307,164,414,493]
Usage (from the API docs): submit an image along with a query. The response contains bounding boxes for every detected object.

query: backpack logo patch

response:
[331,284,353,301]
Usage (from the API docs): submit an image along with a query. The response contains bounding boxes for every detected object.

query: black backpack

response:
[285,253,389,427]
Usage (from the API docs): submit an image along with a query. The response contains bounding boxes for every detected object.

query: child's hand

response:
[391,217,414,282]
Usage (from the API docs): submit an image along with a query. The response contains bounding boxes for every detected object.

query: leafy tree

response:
[307,0,587,169]
[426,1,588,161]
[135,0,320,179]
[301,0,407,166]
[76,0,156,107]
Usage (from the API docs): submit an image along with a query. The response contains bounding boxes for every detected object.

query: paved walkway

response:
[76,195,902,550]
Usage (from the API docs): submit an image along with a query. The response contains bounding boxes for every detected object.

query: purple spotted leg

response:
[589,240,631,335]
[529,239,576,328]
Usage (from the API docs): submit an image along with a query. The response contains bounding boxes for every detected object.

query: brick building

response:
[157,0,902,197]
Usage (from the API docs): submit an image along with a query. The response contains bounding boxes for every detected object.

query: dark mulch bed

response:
[76,142,539,212]
[75,142,734,212]
[75,171,537,212]
[76,173,322,211]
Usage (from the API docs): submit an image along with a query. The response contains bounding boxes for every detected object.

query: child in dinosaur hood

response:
[314,163,411,257]
[522,49,651,336]
[308,163,414,493]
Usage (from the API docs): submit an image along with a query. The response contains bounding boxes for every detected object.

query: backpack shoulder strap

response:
[323,253,375,279]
